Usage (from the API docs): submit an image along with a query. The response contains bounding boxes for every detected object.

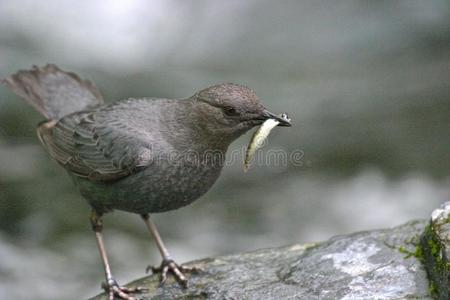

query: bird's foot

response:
[102,278,147,300]
[146,258,202,288]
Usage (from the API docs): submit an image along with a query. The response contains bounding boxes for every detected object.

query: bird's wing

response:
[38,107,155,181]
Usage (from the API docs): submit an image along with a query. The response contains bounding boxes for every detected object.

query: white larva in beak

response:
[244,118,280,172]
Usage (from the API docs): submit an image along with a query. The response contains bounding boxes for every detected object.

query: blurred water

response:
[0,1,449,299]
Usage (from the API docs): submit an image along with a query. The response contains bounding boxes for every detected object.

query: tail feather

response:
[2,64,104,120]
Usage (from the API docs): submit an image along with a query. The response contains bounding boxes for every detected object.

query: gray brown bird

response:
[2,65,291,300]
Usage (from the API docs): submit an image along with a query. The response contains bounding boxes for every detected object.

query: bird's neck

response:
[163,100,233,155]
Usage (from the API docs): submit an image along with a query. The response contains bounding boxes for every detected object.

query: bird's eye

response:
[223,106,238,116]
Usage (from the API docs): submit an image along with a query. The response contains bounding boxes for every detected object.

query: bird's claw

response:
[102,278,148,300]
[146,258,202,288]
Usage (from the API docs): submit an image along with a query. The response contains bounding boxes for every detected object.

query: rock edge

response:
[91,220,433,300]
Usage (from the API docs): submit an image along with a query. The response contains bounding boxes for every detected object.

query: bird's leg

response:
[141,214,201,287]
[91,210,147,300]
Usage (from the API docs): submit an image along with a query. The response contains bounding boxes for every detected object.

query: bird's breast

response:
[80,148,227,214]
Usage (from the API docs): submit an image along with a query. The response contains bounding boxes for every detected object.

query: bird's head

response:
[192,83,291,140]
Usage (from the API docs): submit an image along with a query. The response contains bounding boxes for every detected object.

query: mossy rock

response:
[420,202,450,300]
[90,220,431,300]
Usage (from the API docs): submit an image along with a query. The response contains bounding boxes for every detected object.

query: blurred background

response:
[0,0,449,299]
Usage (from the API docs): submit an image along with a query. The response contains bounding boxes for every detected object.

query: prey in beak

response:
[260,110,292,127]
[244,110,292,171]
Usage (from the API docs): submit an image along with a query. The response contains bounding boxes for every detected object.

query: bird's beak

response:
[261,109,292,127]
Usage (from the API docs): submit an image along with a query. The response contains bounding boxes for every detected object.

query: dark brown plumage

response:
[2,65,290,299]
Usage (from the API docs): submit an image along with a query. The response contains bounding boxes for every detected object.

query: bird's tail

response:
[2,64,104,120]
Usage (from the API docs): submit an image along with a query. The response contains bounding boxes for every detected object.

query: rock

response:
[420,202,450,299]
[90,220,431,300]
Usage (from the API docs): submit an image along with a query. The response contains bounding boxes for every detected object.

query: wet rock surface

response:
[91,220,432,300]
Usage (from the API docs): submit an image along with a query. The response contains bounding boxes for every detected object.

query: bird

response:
[2,64,291,300]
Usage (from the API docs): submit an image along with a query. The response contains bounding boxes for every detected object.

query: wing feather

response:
[38,105,154,181]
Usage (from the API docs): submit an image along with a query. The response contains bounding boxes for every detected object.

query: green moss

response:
[398,246,408,254]
[396,241,424,261]
[398,245,415,259]
[414,244,423,261]
[425,225,443,269]
[419,224,450,299]
[428,281,438,297]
